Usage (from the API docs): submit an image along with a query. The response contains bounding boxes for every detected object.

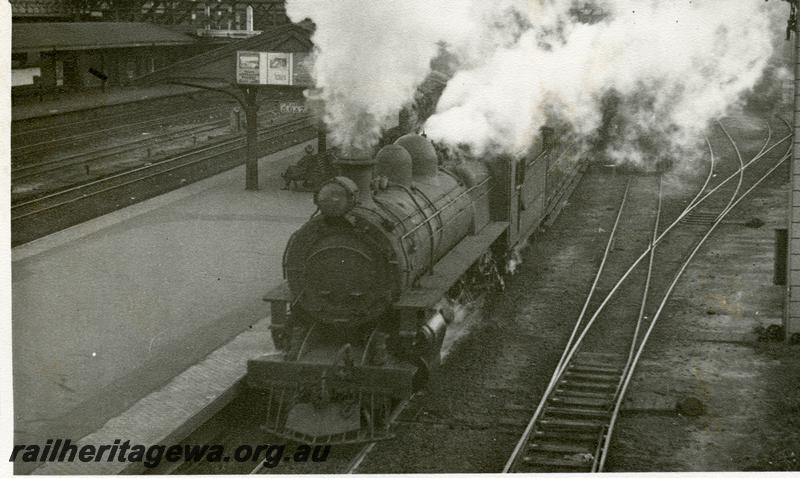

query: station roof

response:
[12,22,198,53]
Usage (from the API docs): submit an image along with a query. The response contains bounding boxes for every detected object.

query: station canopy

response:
[12,22,197,53]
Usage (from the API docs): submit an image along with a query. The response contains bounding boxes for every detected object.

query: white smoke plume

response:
[286,0,525,153]
[288,0,786,164]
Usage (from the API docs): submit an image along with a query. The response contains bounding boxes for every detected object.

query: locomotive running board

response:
[395,221,509,310]
[263,280,290,302]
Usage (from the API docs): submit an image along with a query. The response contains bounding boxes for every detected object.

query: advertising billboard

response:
[236,51,312,87]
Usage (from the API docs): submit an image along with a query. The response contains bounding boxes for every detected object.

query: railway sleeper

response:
[533,428,601,442]
[558,380,618,392]
[567,364,623,375]
[538,417,606,431]
[563,371,622,382]
[528,440,597,455]
[521,454,593,471]
[548,395,612,408]
[571,359,626,369]
[544,406,611,419]
[575,351,625,360]
[553,388,615,399]
[682,221,716,226]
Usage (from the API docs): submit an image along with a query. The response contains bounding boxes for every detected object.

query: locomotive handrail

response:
[393,183,438,273]
[372,195,414,282]
[430,186,493,237]
[377,181,466,226]
[410,185,445,274]
[399,177,492,241]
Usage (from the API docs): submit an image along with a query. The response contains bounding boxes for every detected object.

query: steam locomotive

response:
[246,123,586,444]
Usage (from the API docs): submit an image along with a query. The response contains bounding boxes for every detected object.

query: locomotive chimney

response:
[540,126,555,153]
[334,147,375,207]
[398,107,412,135]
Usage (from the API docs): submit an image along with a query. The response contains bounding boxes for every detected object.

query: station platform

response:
[12,139,317,465]
[12,84,200,121]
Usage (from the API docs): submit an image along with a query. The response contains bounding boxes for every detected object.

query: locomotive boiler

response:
[247,129,585,444]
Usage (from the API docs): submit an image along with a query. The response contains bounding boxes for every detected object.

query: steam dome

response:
[394,134,438,178]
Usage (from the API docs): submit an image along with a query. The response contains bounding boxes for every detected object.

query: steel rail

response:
[600,140,713,472]
[13,105,291,178]
[616,175,662,401]
[610,135,717,423]
[597,141,792,472]
[11,103,180,139]
[12,93,280,142]
[504,120,789,473]
[11,117,315,220]
[686,137,717,211]
[11,104,228,154]
[757,119,774,158]
[503,178,633,473]
[715,119,746,218]
[12,109,305,182]
[342,396,415,474]
[12,121,228,179]
[542,129,793,390]
[10,96,229,139]
[503,140,717,473]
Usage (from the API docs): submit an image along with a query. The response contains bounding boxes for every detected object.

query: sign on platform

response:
[280,102,307,114]
[236,51,262,84]
[236,51,312,87]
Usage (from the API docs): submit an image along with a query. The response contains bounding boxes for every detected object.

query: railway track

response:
[11,116,316,246]
[10,89,292,142]
[11,103,229,158]
[141,119,786,475]
[503,117,793,473]
[10,96,197,139]
[12,98,289,180]
[12,120,230,182]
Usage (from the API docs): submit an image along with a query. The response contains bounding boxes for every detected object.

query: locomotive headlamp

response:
[314,176,359,217]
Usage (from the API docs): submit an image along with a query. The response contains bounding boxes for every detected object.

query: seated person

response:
[282,145,315,190]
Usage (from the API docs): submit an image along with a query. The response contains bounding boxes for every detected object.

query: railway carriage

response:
[246,124,586,444]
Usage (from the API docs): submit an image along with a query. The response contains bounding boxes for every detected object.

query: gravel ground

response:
[609,111,800,472]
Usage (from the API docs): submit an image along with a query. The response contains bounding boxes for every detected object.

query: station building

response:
[10,0,291,98]
[11,22,223,94]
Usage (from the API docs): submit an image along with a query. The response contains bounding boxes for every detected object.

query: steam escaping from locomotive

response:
[285,0,530,153]
[427,1,783,165]
[287,0,785,167]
